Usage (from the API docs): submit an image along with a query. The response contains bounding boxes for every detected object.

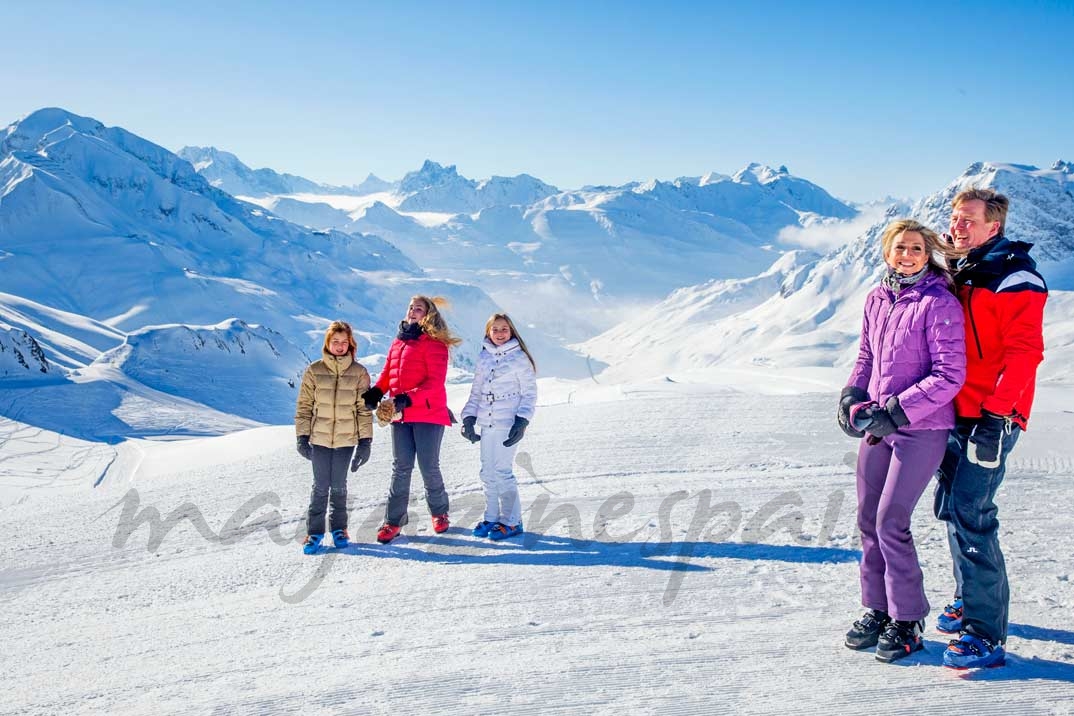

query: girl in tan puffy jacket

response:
[294,321,374,553]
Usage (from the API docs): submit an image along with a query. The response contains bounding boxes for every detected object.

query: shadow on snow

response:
[332,529,861,572]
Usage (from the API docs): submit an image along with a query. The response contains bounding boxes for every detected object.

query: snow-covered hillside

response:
[0,291,126,368]
[583,161,1074,382]
[96,320,309,424]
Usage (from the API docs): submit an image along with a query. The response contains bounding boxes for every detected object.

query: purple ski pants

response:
[856,429,948,621]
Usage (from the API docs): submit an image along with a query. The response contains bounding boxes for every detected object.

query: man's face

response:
[949,199,1001,250]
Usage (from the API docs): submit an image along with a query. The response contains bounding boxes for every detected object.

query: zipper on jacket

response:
[874,292,899,373]
[966,286,984,359]
[332,370,340,447]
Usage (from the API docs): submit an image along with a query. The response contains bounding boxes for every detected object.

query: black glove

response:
[858,396,911,438]
[350,437,372,471]
[503,416,529,447]
[361,387,384,410]
[393,393,412,410]
[968,411,1008,466]
[838,386,869,438]
[461,416,480,443]
[296,435,312,460]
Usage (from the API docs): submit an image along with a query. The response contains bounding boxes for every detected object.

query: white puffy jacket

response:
[461,338,537,429]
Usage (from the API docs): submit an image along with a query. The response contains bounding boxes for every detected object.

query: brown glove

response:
[376,399,400,427]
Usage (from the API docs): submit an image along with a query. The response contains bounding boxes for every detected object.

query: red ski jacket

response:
[951,236,1047,429]
[374,327,452,426]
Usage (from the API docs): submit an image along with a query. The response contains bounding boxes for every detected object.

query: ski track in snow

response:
[2,390,1073,714]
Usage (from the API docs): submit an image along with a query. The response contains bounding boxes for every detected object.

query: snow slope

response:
[2,379,1072,714]
[96,319,310,424]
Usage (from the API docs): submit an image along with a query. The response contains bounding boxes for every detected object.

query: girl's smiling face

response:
[488,318,512,346]
[327,331,350,356]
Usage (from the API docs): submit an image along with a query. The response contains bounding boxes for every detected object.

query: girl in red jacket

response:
[362,295,461,543]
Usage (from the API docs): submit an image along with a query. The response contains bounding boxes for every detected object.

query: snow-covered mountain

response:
[0,108,423,332]
[177,146,378,198]
[731,162,856,220]
[582,161,1074,383]
[351,162,858,341]
[396,160,560,213]
[185,149,860,343]
[0,323,52,380]
[0,109,589,435]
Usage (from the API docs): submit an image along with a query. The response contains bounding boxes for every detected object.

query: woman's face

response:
[407,300,428,324]
[488,318,512,346]
[885,230,928,275]
[327,331,351,356]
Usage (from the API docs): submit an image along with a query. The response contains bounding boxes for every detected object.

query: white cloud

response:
[777,204,893,251]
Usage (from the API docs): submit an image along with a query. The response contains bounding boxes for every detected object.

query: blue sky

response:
[3,0,1072,202]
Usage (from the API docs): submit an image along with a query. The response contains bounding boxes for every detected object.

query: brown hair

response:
[410,295,462,346]
[879,219,953,283]
[485,313,537,371]
[322,320,357,356]
[952,187,1010,234]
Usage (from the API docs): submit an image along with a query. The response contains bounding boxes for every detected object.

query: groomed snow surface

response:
[3,378,1074,714]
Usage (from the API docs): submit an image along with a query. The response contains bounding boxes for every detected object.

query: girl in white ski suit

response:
[460,314,537,538]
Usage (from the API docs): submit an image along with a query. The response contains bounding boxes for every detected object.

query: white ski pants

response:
[479,427,522,526]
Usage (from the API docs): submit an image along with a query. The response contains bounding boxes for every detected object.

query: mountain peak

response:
[399,160,469,194]
[698,171,731,186]
[2,107,105,153]
[733,163,790,185]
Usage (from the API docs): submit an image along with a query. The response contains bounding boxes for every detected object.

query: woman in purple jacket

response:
[838,219,966,663]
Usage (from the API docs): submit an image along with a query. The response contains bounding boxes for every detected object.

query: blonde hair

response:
[879,219,954,286]
[485,313,536,371]
[953,187,1009,234]
[410,295,462,346]
[322,320,357,356]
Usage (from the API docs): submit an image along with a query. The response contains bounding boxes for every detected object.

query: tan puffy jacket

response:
[294,350,374,448]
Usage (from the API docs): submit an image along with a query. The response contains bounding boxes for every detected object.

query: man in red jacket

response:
[933,188,1048,669]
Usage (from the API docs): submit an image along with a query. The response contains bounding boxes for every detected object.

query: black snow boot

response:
[845,609,891,650]
[875,619,924,663]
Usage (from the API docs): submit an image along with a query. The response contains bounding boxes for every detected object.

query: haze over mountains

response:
[2,107,1071,439]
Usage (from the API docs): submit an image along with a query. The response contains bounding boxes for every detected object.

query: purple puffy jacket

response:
[845,270,966,431]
